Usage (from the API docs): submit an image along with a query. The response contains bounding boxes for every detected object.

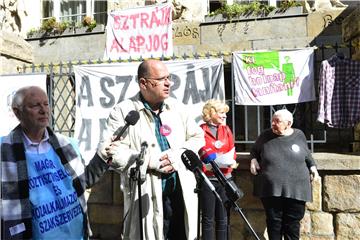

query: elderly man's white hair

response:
[273,109,293,123]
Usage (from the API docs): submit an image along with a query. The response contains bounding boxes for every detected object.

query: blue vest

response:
[26,147,84,239]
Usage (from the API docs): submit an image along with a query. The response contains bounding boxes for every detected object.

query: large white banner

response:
[74,59,224,160]
[0,73,47,136]
[104,2,173,60]
[233,48,315,105]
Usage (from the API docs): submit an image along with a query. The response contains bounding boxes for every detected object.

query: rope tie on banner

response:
[19,51,232,72]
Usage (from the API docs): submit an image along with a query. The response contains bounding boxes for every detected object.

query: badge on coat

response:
[291,144,300,153]
[160,124,171,136]
[214,140,224,149]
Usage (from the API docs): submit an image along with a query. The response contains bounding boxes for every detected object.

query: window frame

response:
[40,0,107,26]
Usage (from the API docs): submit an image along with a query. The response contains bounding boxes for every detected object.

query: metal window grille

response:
[21,43,355,152]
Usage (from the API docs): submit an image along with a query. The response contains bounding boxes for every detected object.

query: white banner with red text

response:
[104,2,173,60]
[233,48,315,105]
[74,59,224,161]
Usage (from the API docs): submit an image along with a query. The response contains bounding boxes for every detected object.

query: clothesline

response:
[317,53,360,128]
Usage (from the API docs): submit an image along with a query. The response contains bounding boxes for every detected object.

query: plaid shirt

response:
[317,55,360,128]
[1,125,109,239]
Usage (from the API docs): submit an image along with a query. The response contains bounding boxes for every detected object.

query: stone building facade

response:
[87,6,360,239]
[1,1,359,239]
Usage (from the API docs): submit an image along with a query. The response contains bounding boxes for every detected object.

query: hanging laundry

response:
[317,54,360,128]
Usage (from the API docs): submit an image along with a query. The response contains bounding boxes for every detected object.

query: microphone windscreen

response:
[198,147,217,164]
[181,149,203,172]
[125,110,140,125]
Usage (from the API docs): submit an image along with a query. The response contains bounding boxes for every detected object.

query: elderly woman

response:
[250,109,319,240]
[200,99,237,240]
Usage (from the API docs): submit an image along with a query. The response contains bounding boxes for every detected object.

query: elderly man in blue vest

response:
[1,86,112,239]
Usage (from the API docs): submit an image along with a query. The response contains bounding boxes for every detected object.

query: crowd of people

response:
[1,59,319,240]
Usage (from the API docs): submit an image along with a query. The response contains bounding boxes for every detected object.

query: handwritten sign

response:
[233,48,316,105]
[104,2,173,60]
[74,59,225,161]
[27,150,83,237]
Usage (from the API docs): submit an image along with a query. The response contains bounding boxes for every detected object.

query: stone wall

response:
[86,153,360,240]
[0,31,33,74]
[24,8,355,64]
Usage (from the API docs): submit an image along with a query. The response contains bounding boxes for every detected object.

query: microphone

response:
[181,149,222,203]
[198,147,243,202]
[108,110,140,164]
[113,110,140,141]
[137,141,148,165]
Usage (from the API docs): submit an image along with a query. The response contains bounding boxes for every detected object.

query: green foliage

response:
[279,0,302,11]
[27,28,37,35]
[39,18,72,35]
[243,1,276,16]
[57,21,70,33]
[82,16,97,32]
[27,16,100,38]
[209,0,302,20]
[26,28,38,37]
[210,3,244,18]
[41,17,57,32]
[28,18,74,38]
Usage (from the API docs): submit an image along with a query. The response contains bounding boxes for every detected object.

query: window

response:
[60,0,86,23]
[42,0,54,19]
[41,0,107,26]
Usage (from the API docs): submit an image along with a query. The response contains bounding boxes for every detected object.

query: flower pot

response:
[74,24,104,34]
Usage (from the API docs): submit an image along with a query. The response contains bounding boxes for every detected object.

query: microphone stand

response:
[226,197,260,240]
[194,174,201,240]
[130,155,144,240]
[210,162,260,240]
[225,200,231,240]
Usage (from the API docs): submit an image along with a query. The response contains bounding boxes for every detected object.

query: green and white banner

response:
[233,48,315,105]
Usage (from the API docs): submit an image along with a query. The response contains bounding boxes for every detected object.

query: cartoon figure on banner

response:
[282,56,296,96]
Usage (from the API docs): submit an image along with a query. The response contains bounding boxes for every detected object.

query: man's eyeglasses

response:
[144,75,172,82]
[144,75,173,86]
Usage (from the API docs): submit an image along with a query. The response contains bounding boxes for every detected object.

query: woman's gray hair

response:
[273,109,293,123]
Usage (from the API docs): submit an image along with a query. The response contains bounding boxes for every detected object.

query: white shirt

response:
[22,129,51,154]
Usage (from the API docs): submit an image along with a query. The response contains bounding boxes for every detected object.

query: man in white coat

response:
[98,59,205,240]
